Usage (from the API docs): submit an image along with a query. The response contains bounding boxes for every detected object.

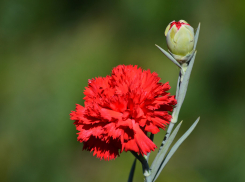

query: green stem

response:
[158,122,174,152]
[131,152,151,182]
[127,159,137,182]
[158,68,184,152]
[146,133,154,162]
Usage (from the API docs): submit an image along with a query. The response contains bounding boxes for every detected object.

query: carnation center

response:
[122,110,131,121]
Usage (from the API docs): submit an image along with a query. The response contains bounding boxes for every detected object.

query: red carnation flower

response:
[70,65,176,160]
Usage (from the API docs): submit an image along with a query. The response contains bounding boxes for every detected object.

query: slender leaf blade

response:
[172,51,197,122]
[155,44,181,68]
[194,23,200,50]
[150,121,182,178]
[153,117,200,182]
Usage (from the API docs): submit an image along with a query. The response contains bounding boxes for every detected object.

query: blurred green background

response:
[1,0,245,182]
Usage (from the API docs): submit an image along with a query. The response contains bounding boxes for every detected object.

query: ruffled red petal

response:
[70,65,176,160]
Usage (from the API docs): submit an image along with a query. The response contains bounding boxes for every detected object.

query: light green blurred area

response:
[1,0,245,182]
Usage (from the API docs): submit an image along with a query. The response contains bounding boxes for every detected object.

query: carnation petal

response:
[70,65,176,160]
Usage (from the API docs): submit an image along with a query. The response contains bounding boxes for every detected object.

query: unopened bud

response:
[165,20,194,63]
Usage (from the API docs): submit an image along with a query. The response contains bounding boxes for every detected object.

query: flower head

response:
[70,65,176,160]
[165,20,194,63]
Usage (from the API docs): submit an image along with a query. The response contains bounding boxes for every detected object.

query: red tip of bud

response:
[170,21,189,30]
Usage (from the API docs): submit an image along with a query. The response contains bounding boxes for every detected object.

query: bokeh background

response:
[1,0,245,182]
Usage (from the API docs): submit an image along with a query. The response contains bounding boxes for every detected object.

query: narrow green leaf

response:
[155,44,181,68]
[194,23,200,50]
[177,51,196,108]
[153,117,200,182]
[150,121,182,179]
[172,51,197,123]
[127,159,137,182]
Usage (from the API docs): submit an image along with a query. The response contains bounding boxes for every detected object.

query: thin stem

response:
[158,122,174,152]
[146,133,154,162]
[127,159,137,182]
[151,23,200,182]
[157,68,183,152]
[131,152,151,182]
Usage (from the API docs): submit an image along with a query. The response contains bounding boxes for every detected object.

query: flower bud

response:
[165,20,194,63]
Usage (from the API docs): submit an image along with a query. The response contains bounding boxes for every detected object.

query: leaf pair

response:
[151,117,200,182]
